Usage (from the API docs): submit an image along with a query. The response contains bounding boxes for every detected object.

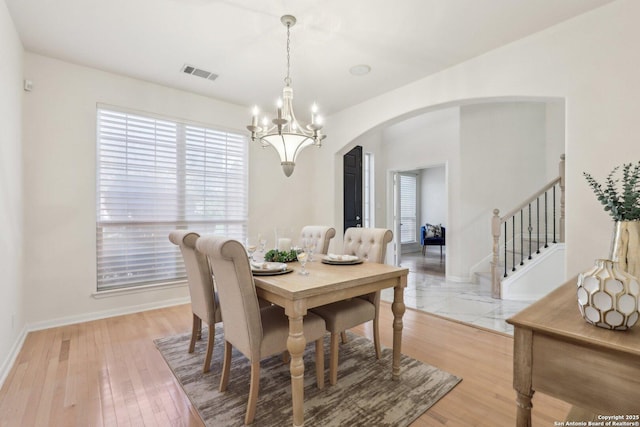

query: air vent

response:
[181,64,218,81]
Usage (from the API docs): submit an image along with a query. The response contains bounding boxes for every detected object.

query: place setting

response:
[321,254,364,265]
[248,235,319,276]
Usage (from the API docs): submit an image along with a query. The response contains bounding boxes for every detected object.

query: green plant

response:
[264,249,298,263]
[583,161,640,221]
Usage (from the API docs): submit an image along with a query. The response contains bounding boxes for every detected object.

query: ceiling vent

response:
[181,64,218,81]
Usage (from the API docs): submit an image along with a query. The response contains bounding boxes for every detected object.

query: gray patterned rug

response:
[154,325,461,426]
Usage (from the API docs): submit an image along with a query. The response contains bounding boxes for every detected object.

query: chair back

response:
[168,231,216,325]
[299,225,336,255]
[196,236,263,361]
[342,227,393,263]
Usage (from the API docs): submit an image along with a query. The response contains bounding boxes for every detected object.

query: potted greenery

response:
[583,161,640,277]
[583,161,640,221]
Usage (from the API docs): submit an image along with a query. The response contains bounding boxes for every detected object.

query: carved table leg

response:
[513,328,534,427]
[286,307,306,427]
[391,283,406,380]
[516,391,535,427]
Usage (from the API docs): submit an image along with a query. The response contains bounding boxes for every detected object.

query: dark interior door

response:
[343,145,363,233]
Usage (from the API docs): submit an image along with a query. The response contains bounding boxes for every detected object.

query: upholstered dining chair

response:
[311,227,393,385]
[299,225,336,255]
[195,236,326,425]
[168,230,222,373]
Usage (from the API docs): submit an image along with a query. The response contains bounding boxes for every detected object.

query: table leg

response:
[513,328,534,427]
[391,284,406,380]
[287,310,306,427]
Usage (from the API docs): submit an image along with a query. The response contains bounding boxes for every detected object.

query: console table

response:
[507,279,640,426]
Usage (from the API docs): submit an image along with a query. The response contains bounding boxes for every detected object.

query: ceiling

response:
[7,0,613,118]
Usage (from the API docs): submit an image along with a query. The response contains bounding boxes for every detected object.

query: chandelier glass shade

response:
[247,15,325,177]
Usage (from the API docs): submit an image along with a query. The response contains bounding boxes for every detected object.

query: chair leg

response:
[315,339,324,389]
[202,324,215,373]
[340,331,348,344]
[219,341,232,392]
[373,317,382,359]
[282,350,290,364]
[189,314,200,353]
[245,360,261,425]
[329,332,339,386]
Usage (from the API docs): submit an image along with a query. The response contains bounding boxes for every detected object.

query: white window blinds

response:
[96,106,248,291]
[400,174,417,244]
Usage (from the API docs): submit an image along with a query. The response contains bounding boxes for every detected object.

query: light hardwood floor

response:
[0,302,570,426]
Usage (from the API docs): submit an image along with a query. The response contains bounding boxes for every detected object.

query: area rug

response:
[154,325,461,426]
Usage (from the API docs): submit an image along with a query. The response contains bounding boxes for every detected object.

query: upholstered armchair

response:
[195,236,326,425]
[311,227,393,385]
[168,230,222,373]
[299,225,336,255]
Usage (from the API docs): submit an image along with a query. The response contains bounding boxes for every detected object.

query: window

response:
[400,174,417,244]
[363,152,374,228]
[96,106,248,291]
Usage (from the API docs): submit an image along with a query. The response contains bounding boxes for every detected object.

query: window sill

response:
[92,280,188,299]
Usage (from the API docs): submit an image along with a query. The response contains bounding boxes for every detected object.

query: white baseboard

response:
[0,325,28,390]
[27,296,191,332]
[447,275,474,283]
[0,296,190,390]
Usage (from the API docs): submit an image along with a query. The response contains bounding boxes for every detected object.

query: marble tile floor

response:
[380,249,536,335]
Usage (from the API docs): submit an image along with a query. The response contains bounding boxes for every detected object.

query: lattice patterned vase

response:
[577,259,640,330]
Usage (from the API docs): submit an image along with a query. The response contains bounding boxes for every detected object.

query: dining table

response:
[252,257,409,427]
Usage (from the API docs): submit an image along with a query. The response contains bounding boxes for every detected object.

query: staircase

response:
[487,155,566,299]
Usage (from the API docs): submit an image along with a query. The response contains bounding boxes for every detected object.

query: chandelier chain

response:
[285,22,291,86]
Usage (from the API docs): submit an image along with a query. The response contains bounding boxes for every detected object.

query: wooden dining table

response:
[252,258,409,427]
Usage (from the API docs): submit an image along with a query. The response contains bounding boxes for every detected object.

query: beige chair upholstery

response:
[168,230,222,373]
[196,236,326,425]
[299,225,336,255]
[311,227,393,385]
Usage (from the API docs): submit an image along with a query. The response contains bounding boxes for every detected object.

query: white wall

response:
[459,102,547,279]
[420,166,446,227]
[318,0,640,280]
[545,100,566,181]
[0,0,24,383]
[21,53,312,327]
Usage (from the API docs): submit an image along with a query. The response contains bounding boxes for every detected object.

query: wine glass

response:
[297,249,309,275]
[307,239,317,262]
[258,236,267,254]
[245,238,257,262]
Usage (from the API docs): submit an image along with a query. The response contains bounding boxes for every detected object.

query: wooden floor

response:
[0,302,570,426]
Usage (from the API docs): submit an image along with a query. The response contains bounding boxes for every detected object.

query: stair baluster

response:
[489,155,565,298]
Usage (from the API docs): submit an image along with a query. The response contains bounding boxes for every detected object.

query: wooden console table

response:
[507,279,640,426]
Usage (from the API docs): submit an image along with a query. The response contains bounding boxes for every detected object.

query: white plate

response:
[251,262,287,272]
[321,255,363,265]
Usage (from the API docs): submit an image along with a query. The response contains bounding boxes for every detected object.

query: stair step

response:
[474,271,492,286]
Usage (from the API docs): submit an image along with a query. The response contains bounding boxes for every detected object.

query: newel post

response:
[491,209,502,299]
[559,154,565,242]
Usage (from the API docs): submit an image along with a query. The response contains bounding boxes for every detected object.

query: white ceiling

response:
[7,0,613,117]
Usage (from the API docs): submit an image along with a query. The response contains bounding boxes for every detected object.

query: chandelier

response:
[247,15,325,177]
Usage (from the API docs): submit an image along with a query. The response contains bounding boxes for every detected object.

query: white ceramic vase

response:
[576,259,640,330]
